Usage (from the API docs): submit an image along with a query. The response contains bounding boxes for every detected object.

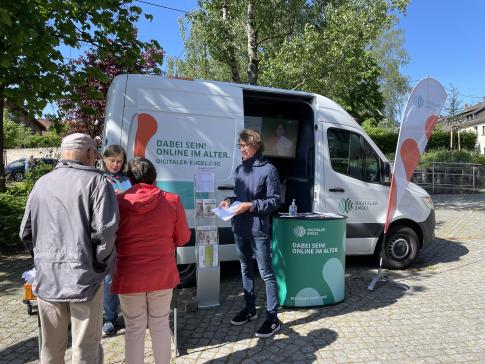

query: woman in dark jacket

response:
[220,129,281,338]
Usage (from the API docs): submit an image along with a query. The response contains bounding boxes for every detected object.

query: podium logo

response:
[293,226,306,238]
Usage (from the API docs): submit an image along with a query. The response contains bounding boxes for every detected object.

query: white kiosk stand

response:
[194,167,220,308]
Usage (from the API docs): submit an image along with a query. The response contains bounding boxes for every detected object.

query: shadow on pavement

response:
[204,327,337,363]
[415,238,469,267]
[0,254,33,295]
[176,260,405,359]
[176,236,470,360]
[0,336,39,363]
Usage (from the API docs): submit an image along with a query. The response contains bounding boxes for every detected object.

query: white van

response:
[103,75,435,286]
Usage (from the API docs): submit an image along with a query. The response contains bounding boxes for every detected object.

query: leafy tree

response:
[171,0,409,122]
[2,114,32,149]
[60,34,163,138]
[442,85,464,150]
[0,0,158,192]
[443,84,463,118]
[370,18,410,127]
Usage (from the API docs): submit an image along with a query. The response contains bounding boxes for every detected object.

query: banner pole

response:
[367,233,386,291]
[368,232,410,291]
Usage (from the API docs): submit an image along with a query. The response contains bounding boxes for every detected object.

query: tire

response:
[381,226,419,270]
[13,171,24,182]
[177,263,197,288]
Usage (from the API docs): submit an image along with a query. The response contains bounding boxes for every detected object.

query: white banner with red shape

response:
[384,78,447,234]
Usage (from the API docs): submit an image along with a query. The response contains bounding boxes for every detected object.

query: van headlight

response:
[422,196,434,210]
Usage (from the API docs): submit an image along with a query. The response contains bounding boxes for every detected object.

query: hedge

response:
[0,163,55,253]
[421,149,485,165]
[0,184,29,253]
[365,127,477,155]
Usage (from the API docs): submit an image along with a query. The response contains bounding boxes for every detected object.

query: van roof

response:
[118,74,349,115]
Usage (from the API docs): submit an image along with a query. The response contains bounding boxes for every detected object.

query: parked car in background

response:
[5,158,58,181]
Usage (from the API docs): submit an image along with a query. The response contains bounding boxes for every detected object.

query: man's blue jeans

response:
[103,273,119,323]
[235,235,278,321]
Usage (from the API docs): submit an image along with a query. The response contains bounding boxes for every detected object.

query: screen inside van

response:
[245,116,298,158]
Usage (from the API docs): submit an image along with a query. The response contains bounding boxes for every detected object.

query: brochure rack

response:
[194,167,220,308]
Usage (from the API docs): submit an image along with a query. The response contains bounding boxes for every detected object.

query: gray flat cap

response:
[61,133,102,157]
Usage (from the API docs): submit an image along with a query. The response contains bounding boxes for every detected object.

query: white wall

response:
[4,147,60,165]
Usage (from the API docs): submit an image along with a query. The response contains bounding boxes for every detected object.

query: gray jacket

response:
[20,161,119,302]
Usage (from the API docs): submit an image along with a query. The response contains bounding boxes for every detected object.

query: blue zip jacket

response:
[231,152,281,238]
[104,172,131,191]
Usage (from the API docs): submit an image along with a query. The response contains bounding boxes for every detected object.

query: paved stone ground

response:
[0,194,484,363]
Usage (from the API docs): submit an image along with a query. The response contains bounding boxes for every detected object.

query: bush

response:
[427,130,448,150]
[0,184,29,253]
[364,125,477,155]
[364,127,398,155]
[421,149,485,165]
[0,163,55,253]
[427,130,476,151]
[460,132,477,150]
[3,115,62,148]
[23,131,62,148]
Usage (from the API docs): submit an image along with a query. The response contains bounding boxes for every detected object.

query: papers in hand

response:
[211,201,241,221]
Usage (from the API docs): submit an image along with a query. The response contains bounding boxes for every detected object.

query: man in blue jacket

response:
[220,129,281,338]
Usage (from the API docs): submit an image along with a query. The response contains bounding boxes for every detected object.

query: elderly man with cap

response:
[20,133,119,364]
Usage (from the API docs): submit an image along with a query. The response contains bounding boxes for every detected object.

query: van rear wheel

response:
[381,226,418,270]
[177,263,197,287]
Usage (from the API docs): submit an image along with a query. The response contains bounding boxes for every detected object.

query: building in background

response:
[5,100,47,134]
[439,101,485,154]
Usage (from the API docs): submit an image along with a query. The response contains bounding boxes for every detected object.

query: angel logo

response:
[338,198,353,214]
[293,226,306,238]
[414,95,424,109]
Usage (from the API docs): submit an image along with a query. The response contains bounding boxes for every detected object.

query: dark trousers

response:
[235,235,278,321]
[103,273,119,323]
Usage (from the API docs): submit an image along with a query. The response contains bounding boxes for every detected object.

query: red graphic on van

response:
[134,113,158,158]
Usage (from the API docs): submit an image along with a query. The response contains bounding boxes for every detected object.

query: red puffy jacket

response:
[111,183,190,294]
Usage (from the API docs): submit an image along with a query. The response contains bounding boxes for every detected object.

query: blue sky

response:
[45,0,485,115]
[398,0,485,107]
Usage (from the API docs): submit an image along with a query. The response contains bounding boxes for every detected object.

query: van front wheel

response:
[382,226,418,270]
[177,263,197,287]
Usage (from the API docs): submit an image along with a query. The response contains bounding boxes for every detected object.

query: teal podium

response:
[272,213,346,307]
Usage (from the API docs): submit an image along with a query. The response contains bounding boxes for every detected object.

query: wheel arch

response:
[376,218,424,252]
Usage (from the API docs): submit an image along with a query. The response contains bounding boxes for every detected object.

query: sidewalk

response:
[0,194,484,363]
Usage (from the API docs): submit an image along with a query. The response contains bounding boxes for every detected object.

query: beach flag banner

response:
[369,78,447,291]
[384,78,447,234]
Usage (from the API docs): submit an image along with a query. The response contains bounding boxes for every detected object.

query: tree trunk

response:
[449,126,452,149]
[246,1,259,85]
[222,0,241,83]
[0,89,6,193]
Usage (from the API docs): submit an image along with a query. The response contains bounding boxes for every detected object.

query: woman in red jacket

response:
[112,157,190,364]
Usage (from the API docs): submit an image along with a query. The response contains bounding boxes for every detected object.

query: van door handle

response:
[218,185,235,191]
[329,188,345,193]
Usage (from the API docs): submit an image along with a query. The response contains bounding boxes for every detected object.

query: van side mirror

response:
[381,162,391,185]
